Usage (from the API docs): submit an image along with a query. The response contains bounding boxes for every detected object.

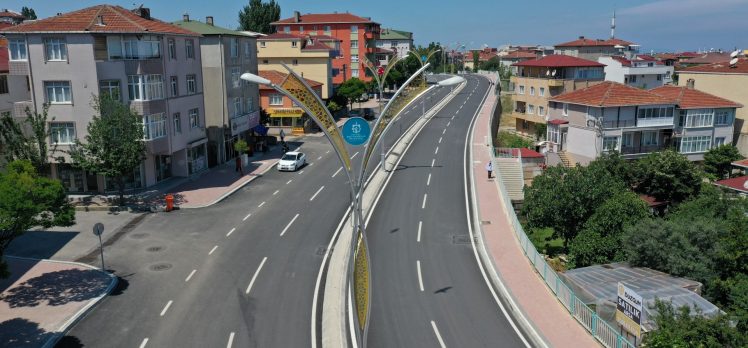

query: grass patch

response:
[497,131,534,148]
[528,227,565,257]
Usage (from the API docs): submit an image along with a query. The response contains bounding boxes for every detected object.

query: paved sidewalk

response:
[0,257,116,348]
[471,75,599,347]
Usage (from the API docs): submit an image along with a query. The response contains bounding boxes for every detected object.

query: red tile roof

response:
[0,5,197,35]
[639,194,668,207]
[679,58,748,74]
[272,13,378,25]
[503,51,537,59]
[0,22,13,30]
[714,176,748,193]
[259,32,305,40]
[732,159,748,169]
[548,119,569,125]
[649,85,743,109]
[555,37,634,48]
[0,45,8,72]
[550,81,673,107]
[519,148,544,158]
[681,52,731,65]
[258,70,323,90]
[0,10,24,19]
[513,54,604,68]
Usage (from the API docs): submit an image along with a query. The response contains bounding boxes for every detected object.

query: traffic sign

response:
[421,55,427,62]
[93,223,105,236]
[342,117,371,146]
[377,66,384,76]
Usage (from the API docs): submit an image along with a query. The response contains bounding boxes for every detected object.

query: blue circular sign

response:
[342,117,371,146]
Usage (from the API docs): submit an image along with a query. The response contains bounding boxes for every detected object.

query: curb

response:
[4,256,118,348]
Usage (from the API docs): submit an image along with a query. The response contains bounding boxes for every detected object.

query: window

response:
[284,26,291,33]
[351,25,358,34]
[351,40,358,49]
[189,108,200,128]
[270,94,283,105]
[246,97,254,113]
[603,136,619,151]
[299,26,304,33]
[622,133,633,148]
[127,75,164,101]
[0,76,8,94]
[121,36,161,59]
[548,126,559,143]
[50,123,76,144]
[262,59,269,64]
[351,69,359,78]
[527,104,535,114]
[186,74,197,94]
[231,67,241,88]
[518,85,525,94]
[9,38,27,60]
[324,25,331,33]
[260,41,266,48]
[656,74,662,81]
[168,39,176,59]
[682,108,713,128]
[530,87,535,96]
[173,113,181,135]
[170,76,178,97]
[45,81,72,104]
[291,41,298,48]
[143,113,167,140]
[642,131,658,146]
[680,136,711,153]
[630,75,637,83]
[351,55,359,63]
[539,87,545,97]
[538,106,545,116]
[562,103,569,116]
[715,109,731,125]
[44,38,67,61]
[292,59,298,65]
[99,80,121,101]
[230,38,238,58]
[244,42,252,57]
[185,39,195,59]
[714,137,726,147]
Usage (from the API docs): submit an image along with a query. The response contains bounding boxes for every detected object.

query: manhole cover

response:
[452,235,477,245]
[149,263,173,271]
[130,233,149,239]
[146,246,164,252]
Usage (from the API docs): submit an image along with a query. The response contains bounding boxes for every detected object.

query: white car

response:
[277,151,306,171]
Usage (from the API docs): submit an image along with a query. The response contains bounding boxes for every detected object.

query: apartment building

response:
[271,11,380,85]
[258,70,322,135]
[546,81,741,164]
[599,55,674,88]
[678,58,748,155]
[377,28,413,59]
[499,50,538,74]
[0,40,31,166]
[1,5,207,193]
[554,36,639,60]
[257,32,338,99]
[173,15,261,167]
[510,55,606,137]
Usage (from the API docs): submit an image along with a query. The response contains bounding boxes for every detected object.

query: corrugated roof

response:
[172,19,257,37]
[0,5,197,36]
[555,37,634,48]
[272,13,378,25]
[679,58,748,74]
[513,54,605,68]
[649,85,743,109]
[258,70,323,90]
[550,81,674,107]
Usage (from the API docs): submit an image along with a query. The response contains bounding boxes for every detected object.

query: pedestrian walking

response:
[236,156,244,176]
[485,160,493,179]
[279,129,285,142]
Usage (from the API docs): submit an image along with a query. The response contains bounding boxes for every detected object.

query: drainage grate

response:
[146,246,164,252]
[452,235,477,245]
[130,233,149,239]
[481,220,492,225]
[149,263,173,271]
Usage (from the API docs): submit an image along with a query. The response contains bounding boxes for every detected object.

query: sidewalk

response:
[470,76,599,347]
[0,257,116,348]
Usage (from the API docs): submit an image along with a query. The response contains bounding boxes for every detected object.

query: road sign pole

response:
[98,234,105,271]
[93,222,105,271]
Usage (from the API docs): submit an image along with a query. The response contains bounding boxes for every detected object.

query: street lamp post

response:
[408,48,441,86]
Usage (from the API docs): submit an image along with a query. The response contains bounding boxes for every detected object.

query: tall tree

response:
[704,144,743,180]
[20,7,37,20]
[472,51,480,71]
[337,78,366,110]
[633,150,703,203]
[238,0,281,34]
[643,300,745,347]
[68,96,145,206]
[0,160,74,277]
[0,105,58,174]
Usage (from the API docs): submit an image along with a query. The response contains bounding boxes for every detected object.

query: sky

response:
[5,0,748,52]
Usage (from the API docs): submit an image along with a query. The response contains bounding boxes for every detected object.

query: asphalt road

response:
[58,80,454,348]
[366,75,526,347]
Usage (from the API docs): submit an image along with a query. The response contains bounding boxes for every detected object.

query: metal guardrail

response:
[490,143,635,348]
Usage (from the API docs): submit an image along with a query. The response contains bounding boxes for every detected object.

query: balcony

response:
[602,120,636,129]
[620,144,671,155]
[602,117,674,129]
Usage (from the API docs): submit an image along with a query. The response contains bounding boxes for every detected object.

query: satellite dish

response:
[731,50,740,58]
[730,58,739,66]
[551,70,557,76]
[744,180,748,190]
[546,70,551,76]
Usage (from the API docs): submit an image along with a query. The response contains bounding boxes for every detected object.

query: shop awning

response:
[253,124,269,136]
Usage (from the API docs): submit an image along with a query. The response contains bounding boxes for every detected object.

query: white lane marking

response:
[299,170,305,174]
[434,146,439,155]
[310,186,325,201]
[160,300,173,316]
[326,150,330,154]
[139,338,149,348]
[422,193,428,209]
[258,201,266,208]
[332,167,343,178]
[417,260,424,292]
[351,151,360,159]
[185,269,196,282]
[427,173,431,186]
[273,190,279,195]
[438,137,442,144]
[317,156,322,160]
[287,179,293,185]
[431,321,447,348]
[309,163,314,166]
[442,129,446,135]
[447,121,451,127]
[209,245,218,255]
[451,116,455,120]
[246,257,268,294]
[431,159,435,167]
[280,213,300,236]
[243,213,251,221]
[227,228,236,237]
[417,221,422,242]
[227,332,235,348]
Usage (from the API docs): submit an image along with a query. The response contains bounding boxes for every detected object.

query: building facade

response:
[599,55,674,89]
[271,11,380,85]
[546,82,741,164]
[258,70,322,136]
[377,28,413,59]
[174,15,261,168]
[554,36,638,61]
[510,55,606,137]
[1,5,207,192]
[257,32,337,99]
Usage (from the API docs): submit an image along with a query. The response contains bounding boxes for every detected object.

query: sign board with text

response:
[342,117,371,146]
[615,282,643,337]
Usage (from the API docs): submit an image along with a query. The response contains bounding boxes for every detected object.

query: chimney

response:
[579,35,585,40]
[183,13,190,22]
[206,16,214,26]
[96,15,105,26]
[293,11,300,23]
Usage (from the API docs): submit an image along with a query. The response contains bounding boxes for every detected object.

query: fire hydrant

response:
[165,194,174,212]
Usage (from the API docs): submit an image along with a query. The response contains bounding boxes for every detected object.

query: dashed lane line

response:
[209,246,218,255]
[280,214,300,237]
[160,300,173,316]
[245,257,268,294]
[185,269,196,282]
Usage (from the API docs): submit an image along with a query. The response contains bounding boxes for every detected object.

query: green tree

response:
[633,150,703,203]
[0,161,74,277]
[20,7,37,20]
[643,299,745,348]
[0,105,58,173]
[586,151,636,188]
[568,191,650,268]
[337,78,366,110]
[534,123,547,141]
[326,100,342,115]
[68,96,145,206]
[704,144,743,180]
[480,56,501,71]
[472,51,480,71]
[497,131,533,148]
[238,0,281,34]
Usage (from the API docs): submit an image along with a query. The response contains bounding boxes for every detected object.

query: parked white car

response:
[277,151,306,171]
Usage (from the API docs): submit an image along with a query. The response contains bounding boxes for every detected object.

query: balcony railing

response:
[602,120,636,128]
[620,144,671,155]
[601,117,674,129]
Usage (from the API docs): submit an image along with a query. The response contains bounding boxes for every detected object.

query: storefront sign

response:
[616,282,643,338]
[269,107,304,117]
[231,114,250,136]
